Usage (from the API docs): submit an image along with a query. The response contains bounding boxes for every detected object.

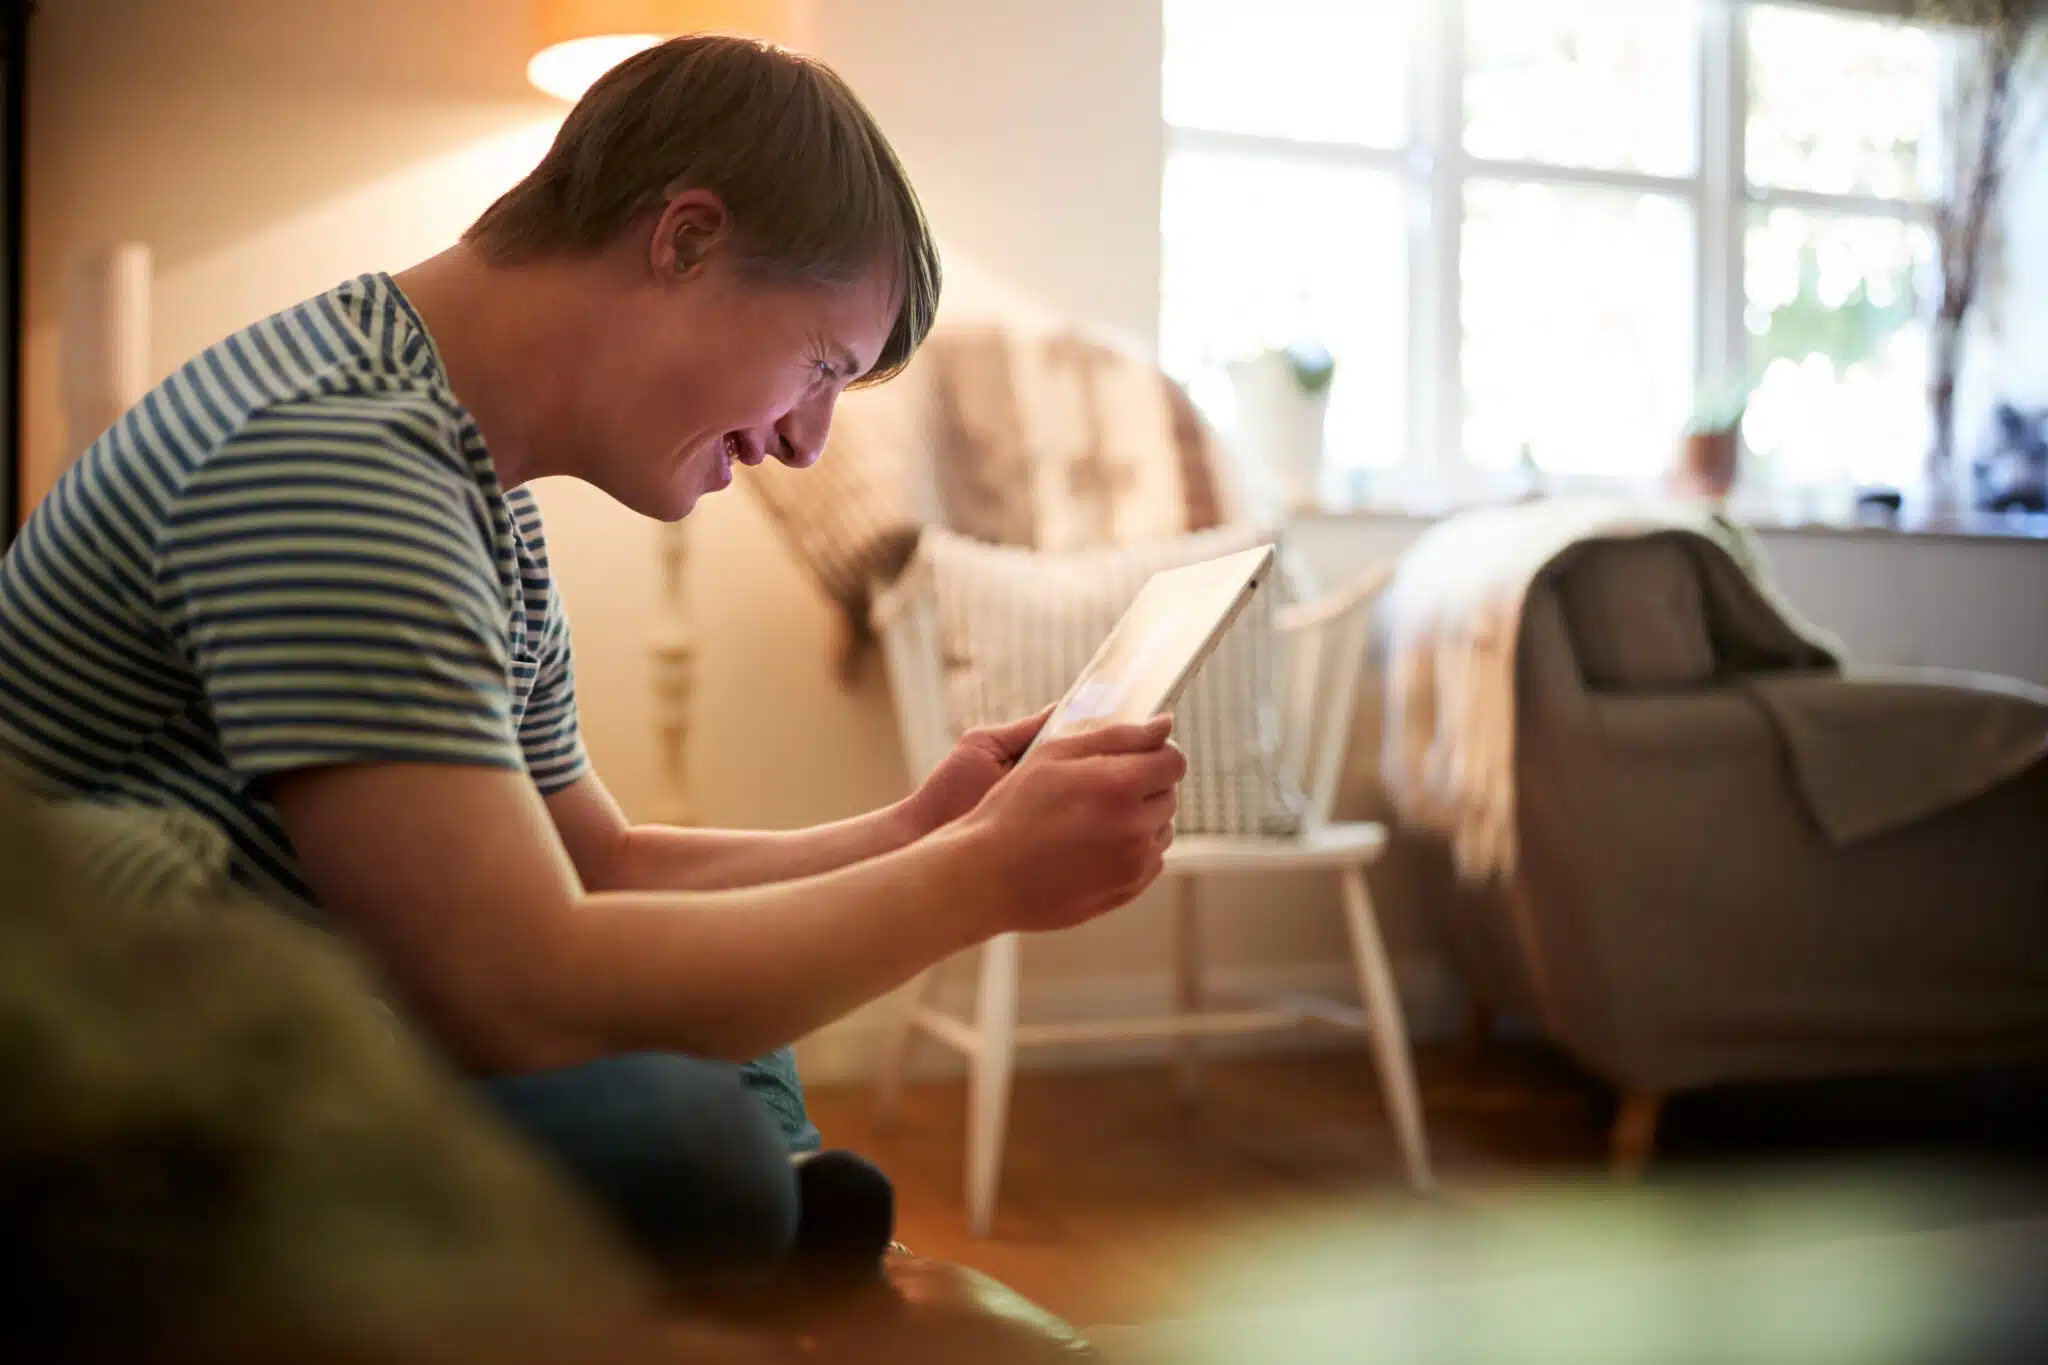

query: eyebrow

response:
[835,343,866,380]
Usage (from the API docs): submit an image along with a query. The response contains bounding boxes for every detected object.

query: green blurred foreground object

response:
[0,776,752,1365]
[1090,1179,2048,1365]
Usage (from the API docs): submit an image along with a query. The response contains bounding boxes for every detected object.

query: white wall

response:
[1291,514,2048,685]
[24,0,2047,1087]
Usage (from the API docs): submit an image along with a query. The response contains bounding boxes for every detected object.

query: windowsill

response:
[1289,487,2048,546]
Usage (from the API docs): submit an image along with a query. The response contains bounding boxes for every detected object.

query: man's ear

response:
[649,189,732,280]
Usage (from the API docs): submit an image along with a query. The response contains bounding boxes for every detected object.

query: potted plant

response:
[1672,377,1752,503]
[1226,340,1336,512]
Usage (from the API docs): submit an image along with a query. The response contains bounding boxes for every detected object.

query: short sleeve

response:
[155,396,524,781]
[520,580,590,794]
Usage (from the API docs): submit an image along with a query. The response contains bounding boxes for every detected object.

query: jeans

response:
[738,1046,822,1154]
[480,1052,802,1281]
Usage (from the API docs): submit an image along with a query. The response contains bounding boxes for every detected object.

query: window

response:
[1740,6,1940,493]
[1160,0,1946,503]
[1159,148,1410,471]
[1461,181,1696,477]
[1462,0,1699,177]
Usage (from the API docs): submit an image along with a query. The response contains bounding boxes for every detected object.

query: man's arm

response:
[544,773,926,894]
[273,762,985,1073]
[545,707,1055,893]
[271,719,1181,1076]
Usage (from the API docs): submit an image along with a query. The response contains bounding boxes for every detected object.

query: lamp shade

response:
[528,0,812,102]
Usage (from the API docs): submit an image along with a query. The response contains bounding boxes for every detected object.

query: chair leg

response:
[1339,866,1434,1193]
[1611,1093,1663,1181]
[1171,876,1203,1101]
[965,932,1022,1238]
[874,965,940,1128]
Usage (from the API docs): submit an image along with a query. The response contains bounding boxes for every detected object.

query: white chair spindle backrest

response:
[1274,564,1394,829]
[1305,602,1373,825]
[873,572,953,782]
[875,557,1395,835]
[1277,623,1323,805]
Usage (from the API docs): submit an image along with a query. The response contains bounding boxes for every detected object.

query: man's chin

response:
[658,488,705,522]
[656,476,730,523]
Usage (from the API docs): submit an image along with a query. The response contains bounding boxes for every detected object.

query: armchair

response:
[1376,534,2048,1172]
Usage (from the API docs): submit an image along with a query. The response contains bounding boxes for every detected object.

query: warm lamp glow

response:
[528,33,670,101]
[528,0,811,102]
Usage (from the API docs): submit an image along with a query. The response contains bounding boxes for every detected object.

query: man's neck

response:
[391,245,587,491]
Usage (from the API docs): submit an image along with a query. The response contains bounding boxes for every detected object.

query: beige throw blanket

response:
[1377,497,1834,882]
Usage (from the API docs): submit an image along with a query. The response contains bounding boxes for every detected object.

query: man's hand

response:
[901,707,1055,835]
[954,715,1187,934]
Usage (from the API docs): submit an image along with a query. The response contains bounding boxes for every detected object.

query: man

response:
[0,36,1183,1275]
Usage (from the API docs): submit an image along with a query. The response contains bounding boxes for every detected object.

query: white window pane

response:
[1743,208,1934,490]
[1462,181,1694,476]
[1464,0,1699,176]
[1163,0,1412,147]
[1160,148,1409,471]
[1747,4,1940,199]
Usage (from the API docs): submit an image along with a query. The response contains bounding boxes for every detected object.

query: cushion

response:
[917,525,1303,837]
[42,799,240,918]
[928,325,1233,552]
[1557,537,1717,689]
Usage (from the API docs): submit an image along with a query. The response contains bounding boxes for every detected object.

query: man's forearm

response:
[599,799,928,893]
[510,822,1001,1068]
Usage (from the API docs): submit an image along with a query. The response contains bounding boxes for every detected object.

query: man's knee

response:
[483,1052,799,1279]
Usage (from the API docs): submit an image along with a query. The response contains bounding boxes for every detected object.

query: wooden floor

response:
[806,1044,1616,1328]
[810,1045,2048,1329]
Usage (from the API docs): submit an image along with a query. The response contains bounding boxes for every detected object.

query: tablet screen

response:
[1032,545,1274,750]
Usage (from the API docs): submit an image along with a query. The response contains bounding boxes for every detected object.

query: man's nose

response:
[774,390,838,469]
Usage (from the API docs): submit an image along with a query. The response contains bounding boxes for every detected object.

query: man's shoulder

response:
[118,276,473,497]
[250,280,453,424]
[230,388,471,471]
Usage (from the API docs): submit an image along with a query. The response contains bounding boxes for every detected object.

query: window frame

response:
[1160,0,1940,496]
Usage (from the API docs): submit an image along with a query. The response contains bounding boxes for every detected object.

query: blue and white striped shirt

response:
[0,273,587,913]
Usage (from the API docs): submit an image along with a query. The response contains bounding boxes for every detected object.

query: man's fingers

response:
[1121,741,1189,798]
[975,705,1056,761]
[1043,713,1174,760]
[1138,786,1179,823]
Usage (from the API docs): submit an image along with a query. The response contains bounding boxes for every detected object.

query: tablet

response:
[1026,544,1276,756]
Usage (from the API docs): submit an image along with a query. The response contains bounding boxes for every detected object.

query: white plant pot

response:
[1227,351,1331,513]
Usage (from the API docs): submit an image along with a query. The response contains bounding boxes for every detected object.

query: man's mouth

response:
[694,433,729,491]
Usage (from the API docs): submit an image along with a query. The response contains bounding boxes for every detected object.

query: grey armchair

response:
[1357,534,2048,1171]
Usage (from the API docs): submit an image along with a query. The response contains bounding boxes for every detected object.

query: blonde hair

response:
[467,35,940,384]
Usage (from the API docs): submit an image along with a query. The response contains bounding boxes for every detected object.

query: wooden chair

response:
[870,560,1433,1236]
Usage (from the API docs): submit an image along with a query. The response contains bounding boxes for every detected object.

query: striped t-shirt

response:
[0,273,588,914]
